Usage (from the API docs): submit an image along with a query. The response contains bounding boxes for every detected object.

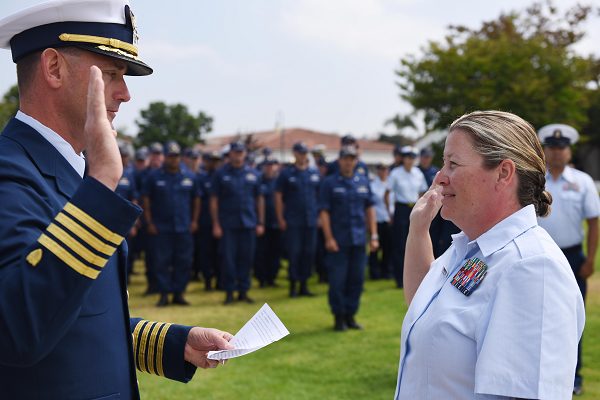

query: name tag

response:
[156,180,166,187]
[223,175,232,181]
[182,178,193,187]
[451,257,488,296]
[246,174,257,182]
[333,187,346,194]
[357,186,368,193]
[310,174,320,182]
[119,177,130,186]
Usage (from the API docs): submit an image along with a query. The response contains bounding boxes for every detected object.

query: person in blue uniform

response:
[275,142,321,297]
[385,146,428,288]
[211,141,265,304]
[315,157,329,283]
[143,141,201,307]
[194,150,222,289]
[327,135,369,178]
[0,2,233,398]
[131,147,148,266]
[319,145,379,331]
[396,111,584,399]
[536,124,600,395]
[255,156,283,287]
[116,142,139,280]
[139,141,164,295]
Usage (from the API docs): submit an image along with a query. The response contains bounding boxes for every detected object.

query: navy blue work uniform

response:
[0,118,196,399]
[211,164,262,293]
[327,159,370,178]
[116,166,139,278]
[195,170,221,289]
[255,174,282,286]
[319,172,375,317]
[276,165,321,285]
[143,167,200,296]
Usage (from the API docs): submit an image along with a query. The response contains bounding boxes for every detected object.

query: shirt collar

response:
[474,205,538,257]
[545,165,575,183]
[15,110,86,178]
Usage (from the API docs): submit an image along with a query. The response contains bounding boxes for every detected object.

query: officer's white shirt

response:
[370,176,391,223]
[387,166,427,204]
[538,166,600,248]
[395,205,585,400]
[16,110,86,178]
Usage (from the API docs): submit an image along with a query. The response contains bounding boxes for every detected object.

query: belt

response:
[395,202,415,208]
[560,244,582,254]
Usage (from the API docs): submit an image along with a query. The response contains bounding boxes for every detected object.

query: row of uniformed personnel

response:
[116,136,379,330]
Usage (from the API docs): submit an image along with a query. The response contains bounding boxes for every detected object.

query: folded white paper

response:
[207,303,290,361]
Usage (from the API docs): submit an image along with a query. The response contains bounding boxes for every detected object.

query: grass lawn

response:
[129,261,600,399]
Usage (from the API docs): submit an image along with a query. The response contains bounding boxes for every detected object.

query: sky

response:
[0,0,599,140]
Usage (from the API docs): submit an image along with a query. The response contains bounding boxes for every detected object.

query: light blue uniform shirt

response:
[395,205,585,400]
[387,166,427,204]
[538,166,600,248]
[370,176,391,223]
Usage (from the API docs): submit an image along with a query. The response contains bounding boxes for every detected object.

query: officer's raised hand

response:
[409,172,443,231]
[84,65,122,191]
[184,327,234,369]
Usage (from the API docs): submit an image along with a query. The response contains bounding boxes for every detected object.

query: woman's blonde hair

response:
[449,110,552,217]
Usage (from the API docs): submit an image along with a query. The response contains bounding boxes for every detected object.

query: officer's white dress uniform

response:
[538,165,600,247]
[395,205,585,400]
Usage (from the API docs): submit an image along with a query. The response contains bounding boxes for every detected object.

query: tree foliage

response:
[0,84,19,130]
[395,1,598,136]
[135,102,213,148]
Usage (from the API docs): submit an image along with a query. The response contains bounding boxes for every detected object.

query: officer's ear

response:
[39,48,67,89]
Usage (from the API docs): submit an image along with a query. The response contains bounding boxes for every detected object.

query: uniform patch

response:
[181,178,193,187]
[451,257,488,296]
[26,248,43,267]
[357,186,368,193]
[246,174,257,182]
[310,174,320,182]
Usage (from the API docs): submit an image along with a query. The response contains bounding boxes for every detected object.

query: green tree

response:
[0,84,19,130]
[135,102,213,148]
[395,1,597,133]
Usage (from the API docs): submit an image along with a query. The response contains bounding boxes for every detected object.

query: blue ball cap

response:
[229,141,246,152]
[420,147,434,157]
[339,145,358,158]
[262,147,273,156]
[183,148,200,159]
[393,144,403,155]
[341,134,356,145]
[135,147,148,160]
[292,141,309,154]
[401,146,418,157]
[0,0,152,76]
[149,142,163,154]
[165,141,181,156]
[538,124,579,147]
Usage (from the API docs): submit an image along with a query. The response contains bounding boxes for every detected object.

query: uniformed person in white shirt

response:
[385,146,428,288]
[536,123,599,396]
[396,111,584,399]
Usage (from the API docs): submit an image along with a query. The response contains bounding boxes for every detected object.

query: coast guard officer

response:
[143,141,201,307]
[319,145,378,331]
[275,141,320,297]
[537,124,600,395]
[0,1,232,398]
[194,151,222,289]
[385,146,428,288]
[116,142,139,279]
[211,141,265,304]
[256,156,283,287]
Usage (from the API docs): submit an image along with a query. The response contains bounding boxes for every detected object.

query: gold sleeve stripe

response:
[47,224,109,268]
[64,203,124,246]
[156,323,172,377]
[132,320,146,370]
[55,213,115,256]
[38,234,99,279]
[138,321,156,373]
[146,322,163,375]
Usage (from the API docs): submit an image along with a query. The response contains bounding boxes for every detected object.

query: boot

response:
[334,314,347,332]
[172,293,190,306]
[299,281,315,297]
[345,314,363,330]
[156,293,169,307]
[223,291,235,305]
[289,280,298,298]
[238,291,254,304]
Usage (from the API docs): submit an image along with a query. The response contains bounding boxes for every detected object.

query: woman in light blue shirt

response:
[395,111,585,399]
